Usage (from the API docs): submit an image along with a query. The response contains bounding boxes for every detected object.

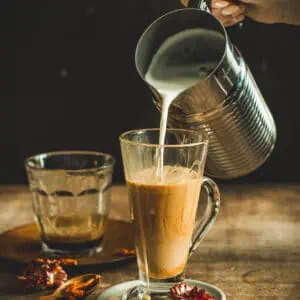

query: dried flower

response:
[170,283,216,300]
[17,258,69,291]
[58,258,78,266]
[170,282,193,299]
[63,274,102,299]
[113,248,136,257]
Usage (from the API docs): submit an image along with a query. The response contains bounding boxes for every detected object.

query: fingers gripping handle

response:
[186,0,244,28]
[182,0,211,11]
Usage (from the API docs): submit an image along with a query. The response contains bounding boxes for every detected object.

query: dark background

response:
[3,1,300,184]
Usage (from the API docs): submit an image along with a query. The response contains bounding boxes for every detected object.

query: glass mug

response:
[120,129,220,298]
[25,151,115,257]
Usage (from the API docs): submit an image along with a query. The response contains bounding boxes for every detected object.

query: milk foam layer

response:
[127,166,202,279]
[130,165,198,184]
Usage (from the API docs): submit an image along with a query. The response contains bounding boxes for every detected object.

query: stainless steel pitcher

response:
[135,8,276,179]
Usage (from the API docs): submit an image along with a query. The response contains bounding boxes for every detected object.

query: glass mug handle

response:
[189,176,220,256]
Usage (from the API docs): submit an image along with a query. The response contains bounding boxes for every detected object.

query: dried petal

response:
[113,248,136,257]
[170,283,216,300]
[63,274,102,298]
[17,258,68,291]
[58,258,78,266]
[170,282,193,299]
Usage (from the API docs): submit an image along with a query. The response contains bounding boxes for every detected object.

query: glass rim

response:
[24,150,116,172]
[119,128,209,148]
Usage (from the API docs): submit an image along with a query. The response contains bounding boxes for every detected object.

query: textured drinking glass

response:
[120,129,220,298]
[25,151,115,257]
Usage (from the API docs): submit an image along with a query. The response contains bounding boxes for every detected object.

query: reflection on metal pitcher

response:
[135,8,276,179]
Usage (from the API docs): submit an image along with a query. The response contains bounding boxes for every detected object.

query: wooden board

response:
[0,219,136,266]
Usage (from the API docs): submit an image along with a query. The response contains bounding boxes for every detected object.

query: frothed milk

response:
[127,166,201,279]
[145,28,222,177]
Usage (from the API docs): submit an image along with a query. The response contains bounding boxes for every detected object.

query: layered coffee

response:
[127,166,201,279]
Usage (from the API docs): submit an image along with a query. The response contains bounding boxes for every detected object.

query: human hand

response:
[211,0,288,27]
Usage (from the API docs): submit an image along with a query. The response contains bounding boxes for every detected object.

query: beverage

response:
[40,214,108,252]
[127,28,220,279]
[127,166,201,279]
[145,28,223,177]
[32,188,110,253]
[120,128,220,298]
[26,151,115,257]
[120,18,222,297]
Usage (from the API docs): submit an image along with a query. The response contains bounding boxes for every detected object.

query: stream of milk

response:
[145,28,221,179]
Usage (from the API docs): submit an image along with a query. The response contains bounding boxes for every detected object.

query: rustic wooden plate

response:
[0,219,136,266]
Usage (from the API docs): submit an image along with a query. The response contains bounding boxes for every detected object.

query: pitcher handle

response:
[185,0,244,29]
[189,176,220,256]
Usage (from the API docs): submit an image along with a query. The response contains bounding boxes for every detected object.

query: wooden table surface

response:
[0,183,300,299]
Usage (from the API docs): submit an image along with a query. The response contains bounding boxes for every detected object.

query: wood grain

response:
[0,184,299,299]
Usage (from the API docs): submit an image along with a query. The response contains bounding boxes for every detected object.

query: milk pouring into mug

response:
[145,27,224,178]
[136,8,276,179]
